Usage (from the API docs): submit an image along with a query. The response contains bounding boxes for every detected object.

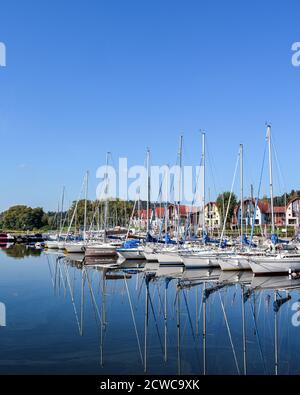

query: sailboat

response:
[179,132,229,268]
[248,125,300,274]
[117,149,151,261]
[45,187,66,249]
[65,171,89,253]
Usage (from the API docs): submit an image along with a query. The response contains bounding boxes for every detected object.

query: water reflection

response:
[44,253,300,375]
[2,243,42,258]
[1,247,300,374]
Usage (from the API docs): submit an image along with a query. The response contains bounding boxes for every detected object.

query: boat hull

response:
[85,245,117,258]
[218,256,251,271]
[45,241,59,249]
[249,257,300,274]
[180,254,219,269]
[117,249,145,260]
[157,252,183,265]
[65,243,85,253]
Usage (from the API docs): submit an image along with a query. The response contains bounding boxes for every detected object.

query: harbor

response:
[1,244,300,375]
[1,0,300,384]
[14,126,300,277]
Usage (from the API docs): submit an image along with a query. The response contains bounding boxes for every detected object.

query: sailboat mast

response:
[83,171,89,241]
[59,186,65,235]
[103,152,110,243]
[201,132,206,234]
[240,144,244,243]
[146,148,150,235]
[177,135,183,239]
[165,166,169,237]
[267,124,275,234]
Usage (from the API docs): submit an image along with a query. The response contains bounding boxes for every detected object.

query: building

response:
[232,199,269,227]
[205,202,221,230]
[233,198,297,228]
[286,197,300,227]
[133,204,194,231]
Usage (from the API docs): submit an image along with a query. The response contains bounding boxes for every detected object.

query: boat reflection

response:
[45,255,300,375]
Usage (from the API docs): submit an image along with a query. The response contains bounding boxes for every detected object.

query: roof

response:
[272,206,286,214]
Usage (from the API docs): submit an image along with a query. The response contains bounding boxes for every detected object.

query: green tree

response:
[216,192,238,228]
[0,205,47,231]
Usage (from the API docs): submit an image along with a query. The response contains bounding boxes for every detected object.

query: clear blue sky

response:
[0,0,300,211]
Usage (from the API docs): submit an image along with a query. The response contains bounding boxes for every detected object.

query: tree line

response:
[0,200,135,232]
[0,190,299,231]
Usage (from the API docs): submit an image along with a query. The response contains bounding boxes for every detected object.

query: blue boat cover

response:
[122,239,140,249]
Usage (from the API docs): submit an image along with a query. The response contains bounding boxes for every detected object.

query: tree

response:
[67,198,134,229]
[216,192,238,228]
[0,205,47,231]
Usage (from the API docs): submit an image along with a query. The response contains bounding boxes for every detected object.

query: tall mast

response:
[177,135,183,239]
[240,144,244,243]
[83,171,89,241]
[59,186,65,235]
[165,166,169,238]
[201,131,206,234]
[146,148,150,235]
[103,152,110,243]
[267,124,275,234]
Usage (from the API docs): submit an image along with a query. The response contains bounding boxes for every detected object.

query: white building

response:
[286,198,300,227]
[205,202,221,230]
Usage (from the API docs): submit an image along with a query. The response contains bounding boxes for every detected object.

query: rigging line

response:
[85,268,102,325]
[62,259,81,334]
[182,289,196,342]
[88,181,107,233]
[123,274,144,365]
[58,260,67,294]
[206,137,219,199]
[147,282,164,354]
[65,174,86,239]
[155,284,164,319]
[137,274,145,301]
[249,142,267,246]
[183,146,204,239]
[248,296,268,374]
[125,199,137,241]
[167,139,182,205]
[219,150,240,247]
[271,134,286,193]
[46,255,55,288]
[218,291,241,375]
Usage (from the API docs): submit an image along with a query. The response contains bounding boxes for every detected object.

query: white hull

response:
[181,268,221,281]
[157,252,183,265]
[218,256,251,271]
[117,249,145,260]
[250,275,300,290]
[65,243,85,253]
[249,255,300,274]
[85,243,117,257]
[180,254,219,269]
[45,241,59,249]
[57,241,66,250]
[218,270,253,284]
[143,251,159,262]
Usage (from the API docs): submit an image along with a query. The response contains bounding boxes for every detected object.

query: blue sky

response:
[0,0,300,211]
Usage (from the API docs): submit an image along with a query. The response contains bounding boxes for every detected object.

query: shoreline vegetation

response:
[0,189,299,238]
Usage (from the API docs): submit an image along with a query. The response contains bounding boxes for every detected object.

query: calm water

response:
[1,244,300,375]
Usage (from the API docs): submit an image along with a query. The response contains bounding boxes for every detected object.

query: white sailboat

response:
[248,125,300,274]
[65,171,89,254]
[218,143,254,271]
[248,253,300,274]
